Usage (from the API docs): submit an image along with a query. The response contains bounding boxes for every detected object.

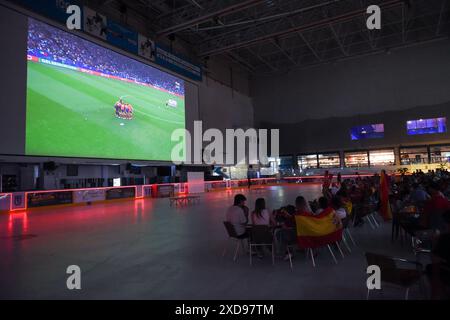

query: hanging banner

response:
[83,6,107,40]
[14,0,82,25]
[155,44,202,81]
[107,20,138,53]
[138,34,155,61]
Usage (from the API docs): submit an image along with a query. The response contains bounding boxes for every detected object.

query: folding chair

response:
[365,252,424,300]
[249,225,275,266]
[222,221,247,262]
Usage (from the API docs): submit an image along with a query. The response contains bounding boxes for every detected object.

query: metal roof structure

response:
[91,0,449,74]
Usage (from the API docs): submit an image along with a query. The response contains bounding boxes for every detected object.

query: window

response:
[298,154,318,170]
[400,147,429,165]
[278,156,294,176]
[430,145,450,164]
[407,117,447,135]
[318,153,341,168]
[369,149,395,166]
[350,124,384,140]
[344,151,369,167]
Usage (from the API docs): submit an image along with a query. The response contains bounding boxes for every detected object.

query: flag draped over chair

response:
[379,170,393,221]
[295,208,343,249]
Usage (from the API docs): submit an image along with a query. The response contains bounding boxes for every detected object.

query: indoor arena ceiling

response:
[92,0,450,75]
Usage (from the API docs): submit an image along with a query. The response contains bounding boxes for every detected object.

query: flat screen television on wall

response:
[350,124,385,140]
[406,117,447,135]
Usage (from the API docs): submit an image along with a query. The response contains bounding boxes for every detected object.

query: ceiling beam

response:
[247,48,278,72]
[329,23,349,56]
[271,39,298,65]
[199,0,404,57]
[156,0,266,38]
[299,32,323,61]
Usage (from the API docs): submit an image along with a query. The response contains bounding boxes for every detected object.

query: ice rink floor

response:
[0,184,424,300]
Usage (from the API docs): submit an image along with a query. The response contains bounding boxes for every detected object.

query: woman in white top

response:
[331,196,347,220]
[251,198,273,226]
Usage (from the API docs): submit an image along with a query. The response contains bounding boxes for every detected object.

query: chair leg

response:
[346,229,356,246]
[287,246,293,270]
[405,287,410,300]
[335,242,345,259]
[272,245,275,266]
[365,216,375,229]
[233,240,240,262]
[342,236,352,253]
[310,249,316,268]
[327,245,338,264]
[222,238,229,258]
[371,214,380,228]
[391,221,395,242]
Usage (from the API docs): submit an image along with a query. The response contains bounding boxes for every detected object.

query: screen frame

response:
[350,123,385,141]
[406,117,447,136]
[1,2,199,165]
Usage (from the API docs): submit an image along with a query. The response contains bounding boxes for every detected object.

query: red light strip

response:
[3,174,391,213]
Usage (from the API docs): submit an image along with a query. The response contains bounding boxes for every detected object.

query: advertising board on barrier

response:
[153,185,175,198]
[73,189,106,204]
[28,191,73,208]
[0,194,10,212]
[106,187,135,200]
[143,186,153,198]
[12,193,26,210]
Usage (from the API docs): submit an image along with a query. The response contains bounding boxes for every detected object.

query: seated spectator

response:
[315,197,330,215]
[296,196,313,215]
[410,183,430,206]
[337,189,353,216]
[275,197,306,260]
[251,198,273,226]
[226,194,249,238]
[331,196,347,220]
[331,183,340,196]
[423,182,450,232]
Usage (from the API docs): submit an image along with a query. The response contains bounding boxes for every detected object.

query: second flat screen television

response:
[350,124,384,140]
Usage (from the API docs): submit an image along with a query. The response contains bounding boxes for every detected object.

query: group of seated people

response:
[390,169,450,233]
[225,188,352,260]
[389,169,450,298]
[225,168,450,298]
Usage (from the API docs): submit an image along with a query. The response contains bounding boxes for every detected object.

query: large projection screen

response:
[25,18,186,161]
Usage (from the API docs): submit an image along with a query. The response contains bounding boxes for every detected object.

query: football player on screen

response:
[114,99,123,118]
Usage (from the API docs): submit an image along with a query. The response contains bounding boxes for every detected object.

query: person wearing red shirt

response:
[423,182,450,232]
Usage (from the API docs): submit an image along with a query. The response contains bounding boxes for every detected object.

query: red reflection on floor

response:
[7,212,29,236]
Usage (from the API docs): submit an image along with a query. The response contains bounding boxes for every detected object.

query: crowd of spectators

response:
[27,19,184,96]
[225,169,450,298]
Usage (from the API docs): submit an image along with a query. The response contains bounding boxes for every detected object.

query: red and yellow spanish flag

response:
[379,170,393,221]
[295,207,343,249]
